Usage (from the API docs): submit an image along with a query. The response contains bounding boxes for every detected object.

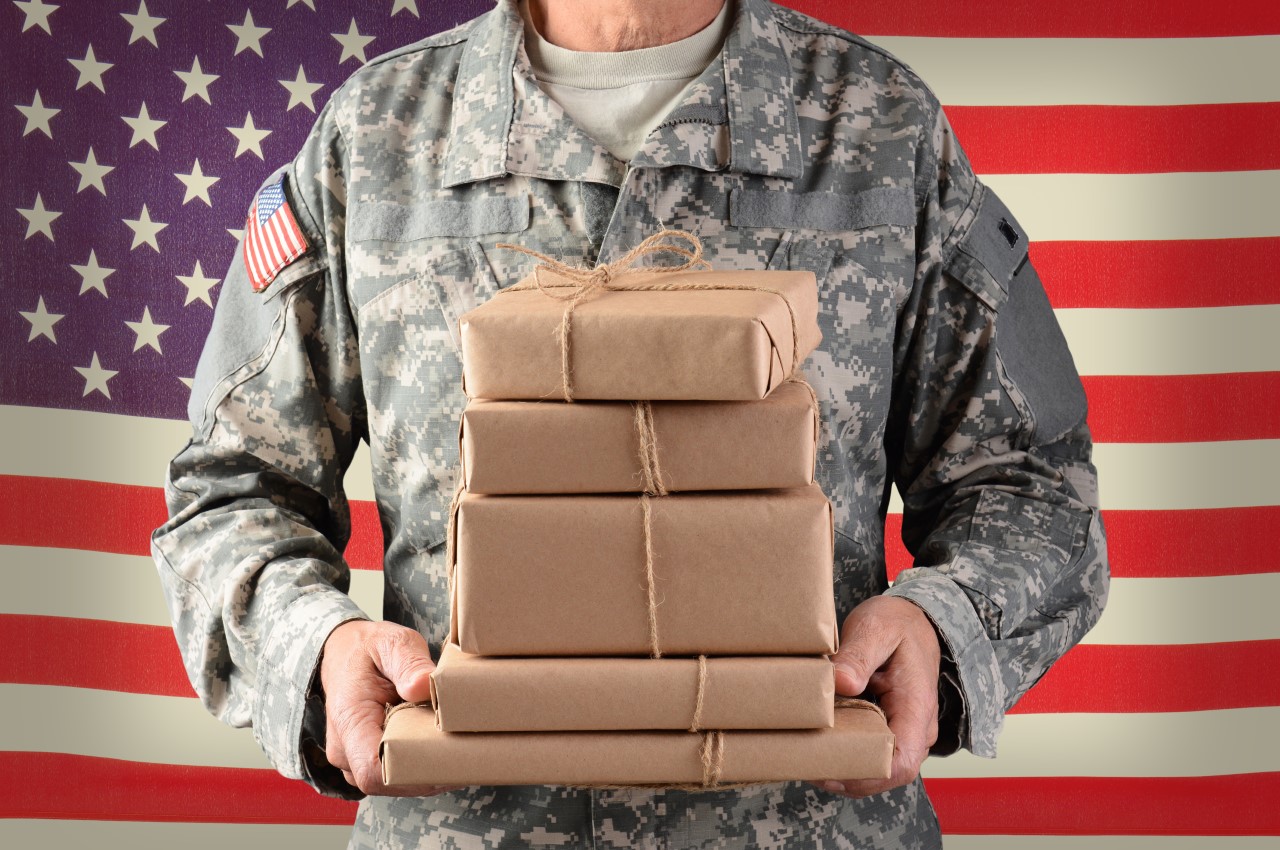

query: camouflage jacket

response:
[151,0,1109,847]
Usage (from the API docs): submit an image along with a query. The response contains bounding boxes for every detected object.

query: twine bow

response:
[495,229,711,402]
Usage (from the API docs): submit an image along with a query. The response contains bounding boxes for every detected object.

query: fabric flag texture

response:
[243,174,309,293]
[1,0,1278,847]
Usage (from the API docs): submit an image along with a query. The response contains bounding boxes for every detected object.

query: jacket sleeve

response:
[150,94,372,799]
[881,95,1110,758]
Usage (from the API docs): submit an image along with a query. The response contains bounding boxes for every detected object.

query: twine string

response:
[495,229,804,402]
[640,493,662,659]
[633,400,668,496]
[689,655,708,733]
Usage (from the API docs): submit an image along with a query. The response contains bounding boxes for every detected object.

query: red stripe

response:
[0,476,384,569]
[0,615,194,697]
[885,505,1280,581]
[4,752,1277,833]
[1082,373,1280,443]
[243,217,271,291]
[926,774,1280,836]
[0,752,357,824]
[783,0,1280,37]
[1010,640,1280,715]
[11,613,1279,716]
[1032,238,1279,309]
[3,475,1275,578]
[952,104,1280,175]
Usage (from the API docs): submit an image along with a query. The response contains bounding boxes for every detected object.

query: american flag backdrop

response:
[2,0,1277,846]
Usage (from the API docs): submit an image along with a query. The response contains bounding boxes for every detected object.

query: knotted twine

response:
[493,228,805,404]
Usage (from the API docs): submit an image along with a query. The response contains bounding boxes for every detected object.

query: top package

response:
[459,269,822,401]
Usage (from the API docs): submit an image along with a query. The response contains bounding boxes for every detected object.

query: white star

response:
[227,226,245,242]
[14,0,57,34]
[69,44,113,92]
[177,260,221,307]
[123,204,167,252]
[121,0,164,47]
[227,9,269,57]
[75,352,117,399]
[175,159,219,206]
[391,0,420,17]
[69,147,114,195]
[17,193,60,241]
[227,111,271,159]
[333,19,374,65]
[125,306,170,353]
[286,0,315,9]
[19,296,64,343]
[280,65,323,112]
[123,101,166,149]
[175,56,218,104]
[179,376,194,389]
[16,90,59,138]
[72,250,115,297]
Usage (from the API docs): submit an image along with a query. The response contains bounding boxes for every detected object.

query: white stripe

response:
[0,821,355,850]
[1090,440,1280,511]
[0,545,385,629]
[920,706,1280,778]
[1057,306,1280,376]
[258,212,286,272]
[6,682,1276,777]
[883,440,1279,513]
[1,683,273,769]
[944,838,1280,850]
[3,545,1272,646]
[0,404,378,501]
[1079,573,1280,646]
[984,172,1280,242]
[862,36,1280,106]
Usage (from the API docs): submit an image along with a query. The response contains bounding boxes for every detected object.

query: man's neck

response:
[526,0,726,52]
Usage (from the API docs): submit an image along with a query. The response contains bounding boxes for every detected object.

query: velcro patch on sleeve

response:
[243,174,311,293]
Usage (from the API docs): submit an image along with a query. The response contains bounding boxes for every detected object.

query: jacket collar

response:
[440,0,803,189]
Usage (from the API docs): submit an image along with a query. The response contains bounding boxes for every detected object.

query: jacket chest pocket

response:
[350,195,529,556]
[730,185,917,544]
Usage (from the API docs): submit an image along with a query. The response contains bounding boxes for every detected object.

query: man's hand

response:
[319,619,463,797]
[812,595,941,798]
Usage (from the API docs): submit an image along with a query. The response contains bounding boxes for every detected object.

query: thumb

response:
[831,642,876,697]
[831,608,892,697]
[376,628,437,703]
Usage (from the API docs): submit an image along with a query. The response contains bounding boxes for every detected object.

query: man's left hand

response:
[811,595,942,798]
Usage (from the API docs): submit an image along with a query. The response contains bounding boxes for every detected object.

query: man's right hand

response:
[319,619,463,797]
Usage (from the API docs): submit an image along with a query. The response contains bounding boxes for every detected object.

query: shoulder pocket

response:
[943,183,1029,312]
[349,195,530,242]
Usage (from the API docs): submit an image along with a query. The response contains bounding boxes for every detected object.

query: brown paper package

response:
[452,485,838,657]
[458,269,821,401]
[460,381,818,495]
[430,642,836,732]
[380,703,893,788]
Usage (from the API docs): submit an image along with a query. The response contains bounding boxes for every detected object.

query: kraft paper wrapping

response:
[460,381,819,495]
[458,269,821,401]
[429,642,836,732]
[452,485,838,657]
[380,702,893,788]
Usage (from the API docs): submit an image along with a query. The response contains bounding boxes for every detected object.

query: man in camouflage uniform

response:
[151,0,1109,846]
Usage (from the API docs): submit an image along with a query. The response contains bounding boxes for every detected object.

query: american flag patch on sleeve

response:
[243,173,311,293]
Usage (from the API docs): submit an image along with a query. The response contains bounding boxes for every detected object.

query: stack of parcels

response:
[380,263,894,789]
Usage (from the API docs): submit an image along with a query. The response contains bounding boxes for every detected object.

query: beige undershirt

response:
[518,0,731,163]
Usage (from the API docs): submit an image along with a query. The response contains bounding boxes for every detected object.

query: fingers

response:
[368,626,437,704]
[817,596,943,799]
[830,596,900,696]
[320,621,447,796]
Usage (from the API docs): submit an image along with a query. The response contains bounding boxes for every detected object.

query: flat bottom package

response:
[381,702,893,788]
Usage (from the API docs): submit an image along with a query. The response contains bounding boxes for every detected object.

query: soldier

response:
[151,0,1109,847]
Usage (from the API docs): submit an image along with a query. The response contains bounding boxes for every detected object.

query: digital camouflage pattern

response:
[151,0,1109,846]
